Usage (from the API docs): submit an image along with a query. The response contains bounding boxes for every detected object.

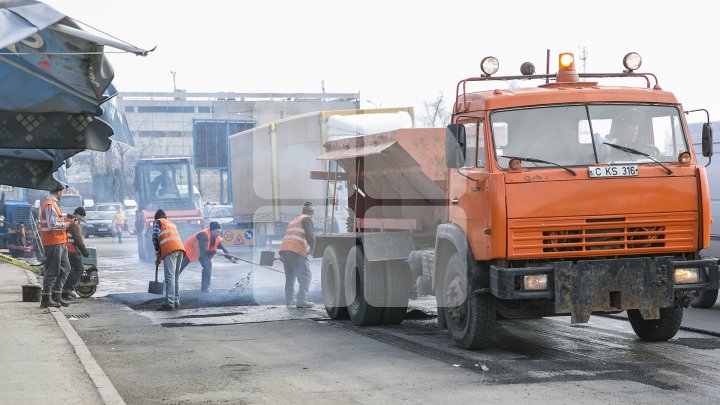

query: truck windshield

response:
[143,162,191,201]
[491,104,688,169]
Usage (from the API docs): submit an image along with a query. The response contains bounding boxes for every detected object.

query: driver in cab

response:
[599,119,658,161]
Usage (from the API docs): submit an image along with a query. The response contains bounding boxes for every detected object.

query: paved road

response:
[69,235,720,403]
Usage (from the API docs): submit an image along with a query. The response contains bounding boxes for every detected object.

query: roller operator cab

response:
[316,52,719,350]
[134,158,204,262]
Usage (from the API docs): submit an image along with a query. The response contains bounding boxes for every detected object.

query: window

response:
[143,163,191,200]
[491,104,688,169]
[457,119,486,168]
[136,106,196,113]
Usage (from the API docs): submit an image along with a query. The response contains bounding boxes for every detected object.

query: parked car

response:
[83,211,115,238]
[203,204,234,225]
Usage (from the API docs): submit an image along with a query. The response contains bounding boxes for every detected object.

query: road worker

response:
[279,202,315,308]
[152,209,186,311]
[62,207,91,301]
[179,221,236,292]
[39,183,72,308]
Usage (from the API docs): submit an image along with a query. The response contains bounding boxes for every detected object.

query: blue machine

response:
[0,186,38,259]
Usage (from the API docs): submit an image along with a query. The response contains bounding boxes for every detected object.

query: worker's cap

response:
[51,182,68,192]
[209,221,221,231]
[73,207,86,216]
[154,209,166,220]
[302,201,314,213]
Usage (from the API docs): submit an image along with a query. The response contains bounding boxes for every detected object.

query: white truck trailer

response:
[229,107,414,246]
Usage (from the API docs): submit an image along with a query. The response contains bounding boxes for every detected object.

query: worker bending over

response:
[179,221,236,292]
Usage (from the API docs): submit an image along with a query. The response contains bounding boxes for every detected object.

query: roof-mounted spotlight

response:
[520,62,535,76]
[481,56,499,76]
[623,52,642,72]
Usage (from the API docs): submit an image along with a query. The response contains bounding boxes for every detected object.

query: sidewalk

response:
[0,262,105,404]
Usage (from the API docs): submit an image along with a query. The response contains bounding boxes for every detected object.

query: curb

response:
[49,307,126,405]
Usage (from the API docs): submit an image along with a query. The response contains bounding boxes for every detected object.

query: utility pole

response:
[170,70,177,92]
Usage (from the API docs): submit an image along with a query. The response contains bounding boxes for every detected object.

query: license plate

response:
[588,165,638,178]
[98,227,107,231]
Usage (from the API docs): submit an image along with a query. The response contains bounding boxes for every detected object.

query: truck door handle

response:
[451,197,459,204]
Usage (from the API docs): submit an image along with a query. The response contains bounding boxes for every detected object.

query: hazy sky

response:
[42,0,717,124]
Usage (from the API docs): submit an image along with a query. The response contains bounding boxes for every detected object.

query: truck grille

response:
[508,213,697,258]
[542,225,665,252]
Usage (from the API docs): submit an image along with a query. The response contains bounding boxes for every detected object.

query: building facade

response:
[68,91,359,203]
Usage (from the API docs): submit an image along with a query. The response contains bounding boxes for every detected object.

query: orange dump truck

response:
[314,52,719,349]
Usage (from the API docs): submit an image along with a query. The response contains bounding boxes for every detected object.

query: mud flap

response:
[554,257,674,324]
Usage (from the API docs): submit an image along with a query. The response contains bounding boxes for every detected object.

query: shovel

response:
[223,251,283,274]
[148,263,164,295]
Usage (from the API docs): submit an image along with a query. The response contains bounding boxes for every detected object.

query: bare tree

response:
[421,93,450,128]
[113,142,132,199]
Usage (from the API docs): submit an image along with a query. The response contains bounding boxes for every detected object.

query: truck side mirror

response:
[445,124,467,168]
[702,122,713,157]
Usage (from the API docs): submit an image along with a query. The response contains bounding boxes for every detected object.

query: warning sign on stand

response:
[222,229,254,246]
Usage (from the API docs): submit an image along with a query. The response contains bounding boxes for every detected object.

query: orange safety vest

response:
[157,218,185,259]
[279,214,310,257]
[40,198,67,246]
[65,217,78,253]
[183,229,221,263]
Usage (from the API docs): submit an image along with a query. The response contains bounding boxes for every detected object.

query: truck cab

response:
[134,158,204,261]
[438,52,718,346]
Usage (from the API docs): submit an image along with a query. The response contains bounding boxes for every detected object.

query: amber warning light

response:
[556,52,580,83]
[559,53,575,70]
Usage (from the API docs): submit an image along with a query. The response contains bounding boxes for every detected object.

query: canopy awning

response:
[0,0,148,189]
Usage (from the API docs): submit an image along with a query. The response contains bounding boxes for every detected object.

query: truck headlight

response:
[674,268,699,284]
[523,274,548,291]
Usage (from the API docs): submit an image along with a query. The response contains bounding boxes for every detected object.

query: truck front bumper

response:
[490,257,719,323]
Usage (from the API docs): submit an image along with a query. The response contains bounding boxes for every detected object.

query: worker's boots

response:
[40,292,61,308]
[61,291,77,302]
[51,290,70,307]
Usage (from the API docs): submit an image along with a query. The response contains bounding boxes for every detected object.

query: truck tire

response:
[345,246,385,326]
[442,252,496,349]
[382,260,410,325]
[689,289,718,309]
[321,245,349,319]
[627,307,683,341]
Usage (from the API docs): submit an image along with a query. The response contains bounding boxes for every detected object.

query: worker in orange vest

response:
[279,202,315,308]
[39,183,72,308]
[178,221,236,292]
[152,209,186,311]
[62,207,91,301]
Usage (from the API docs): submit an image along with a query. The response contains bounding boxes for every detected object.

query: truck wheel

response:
[321,245,348,319]
[689,289,719,309]
[382,260,410,325]
[627,308,683,341]
[345,246,385,326]
[442,252,496,349]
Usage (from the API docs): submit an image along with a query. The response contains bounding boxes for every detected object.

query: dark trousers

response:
[279,250,311,304]
[179,255,213,291]
[63,252,84,294]
[42,244,71,293]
